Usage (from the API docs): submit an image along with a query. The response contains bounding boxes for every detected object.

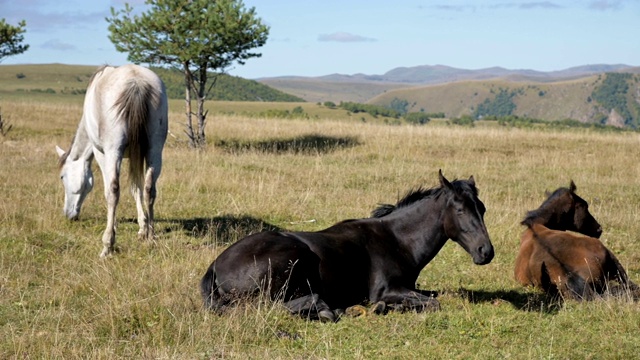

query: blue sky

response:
[1,0,639,79]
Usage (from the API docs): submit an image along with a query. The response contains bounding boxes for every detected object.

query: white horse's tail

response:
[113,78,160,189]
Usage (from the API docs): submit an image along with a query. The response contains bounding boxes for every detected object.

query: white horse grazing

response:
[56,64,168,257]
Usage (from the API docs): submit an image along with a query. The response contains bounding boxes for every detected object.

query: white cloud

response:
[519,2,563,9]
[318,32,377,43]
[488,2,562,10]
[589,0,623,10]
[41,39,76,51]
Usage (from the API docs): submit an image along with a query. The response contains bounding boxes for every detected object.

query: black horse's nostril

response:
[477,244,495,265]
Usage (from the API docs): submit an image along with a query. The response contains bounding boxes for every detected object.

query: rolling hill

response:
[370,77,601,121]
[259,64,640,127]
[368,74,640,127]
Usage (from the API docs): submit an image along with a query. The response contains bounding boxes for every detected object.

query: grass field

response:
[1,92,640,359]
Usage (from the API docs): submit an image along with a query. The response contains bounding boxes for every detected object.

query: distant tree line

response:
[449,114,632,132]
[255,106,308,119]
[449,114,475,126]
[323,99,444,125]
[591,73,638,128]
[473,88,517,119]
[404,112,432,125]
[151,67,305,102]
[389,98,409,115]
[339,101,402,118]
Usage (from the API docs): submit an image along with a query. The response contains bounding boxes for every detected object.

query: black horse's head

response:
[522,181,602,238]
[439,170,494,265]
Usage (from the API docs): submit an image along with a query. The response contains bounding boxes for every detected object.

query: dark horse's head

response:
[438,170,494,265]
[372,170,494,265]
[521,180,602,238]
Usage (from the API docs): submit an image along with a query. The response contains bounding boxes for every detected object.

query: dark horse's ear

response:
[569,180,577,193]
[468,175,475,187]
[439,169,453,190]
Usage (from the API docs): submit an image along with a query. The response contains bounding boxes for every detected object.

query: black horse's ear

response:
[439,169,453,189]
[569,180,576,193]
[468,175,475,187]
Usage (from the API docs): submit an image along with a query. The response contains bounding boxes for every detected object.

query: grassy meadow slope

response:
[368,76,604,122]
[258,77,412,103]
[2,87,640,358]
[0,64,96,94]
[0,64,306,103]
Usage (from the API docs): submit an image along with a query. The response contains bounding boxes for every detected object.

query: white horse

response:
[56,64,168,257]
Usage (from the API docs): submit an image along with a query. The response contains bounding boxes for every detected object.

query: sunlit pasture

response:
[1,94,640,358]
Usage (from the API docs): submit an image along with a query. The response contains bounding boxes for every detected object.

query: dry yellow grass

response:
[1,95,640,358]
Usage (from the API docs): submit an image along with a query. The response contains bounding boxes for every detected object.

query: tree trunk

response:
[183,62,196,148]
[196,65,208,147]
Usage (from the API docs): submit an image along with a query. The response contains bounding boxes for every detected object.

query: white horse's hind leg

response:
[133,177,148,239]
[143,141,164,241]
[134,167,155,240]
[144,167,156,241]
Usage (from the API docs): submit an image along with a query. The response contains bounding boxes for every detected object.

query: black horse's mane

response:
[521,186,571,227]
[371,179,477,218]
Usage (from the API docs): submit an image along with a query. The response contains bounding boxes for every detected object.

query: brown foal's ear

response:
[468,175,475,187]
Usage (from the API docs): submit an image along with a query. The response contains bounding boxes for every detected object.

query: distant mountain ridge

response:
[259,64,640,105]
[262,64,637,85]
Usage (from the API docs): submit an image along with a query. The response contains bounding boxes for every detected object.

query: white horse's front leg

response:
[96,150,121,257]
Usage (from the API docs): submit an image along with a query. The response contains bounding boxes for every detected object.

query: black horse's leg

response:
[415,289,439,298]
[282,294,337,322]
[377,288,441,313]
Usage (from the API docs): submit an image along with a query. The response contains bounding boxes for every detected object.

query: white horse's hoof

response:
[100,247,113,258]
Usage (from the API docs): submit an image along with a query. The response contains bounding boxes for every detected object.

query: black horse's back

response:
[201,231,326,309]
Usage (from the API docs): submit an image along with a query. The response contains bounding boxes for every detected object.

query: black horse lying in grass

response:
[514,181,638,300]
[201,170,494,321]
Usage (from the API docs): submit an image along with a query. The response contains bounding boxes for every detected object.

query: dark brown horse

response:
[514,181,636,300]
[201,170,494,321]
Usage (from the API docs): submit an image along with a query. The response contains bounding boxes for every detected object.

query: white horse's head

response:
[56,146,94,220]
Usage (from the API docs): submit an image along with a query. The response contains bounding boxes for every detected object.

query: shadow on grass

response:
[215,133,362,155]
[164,214,284,246]
[456,287,562,314]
